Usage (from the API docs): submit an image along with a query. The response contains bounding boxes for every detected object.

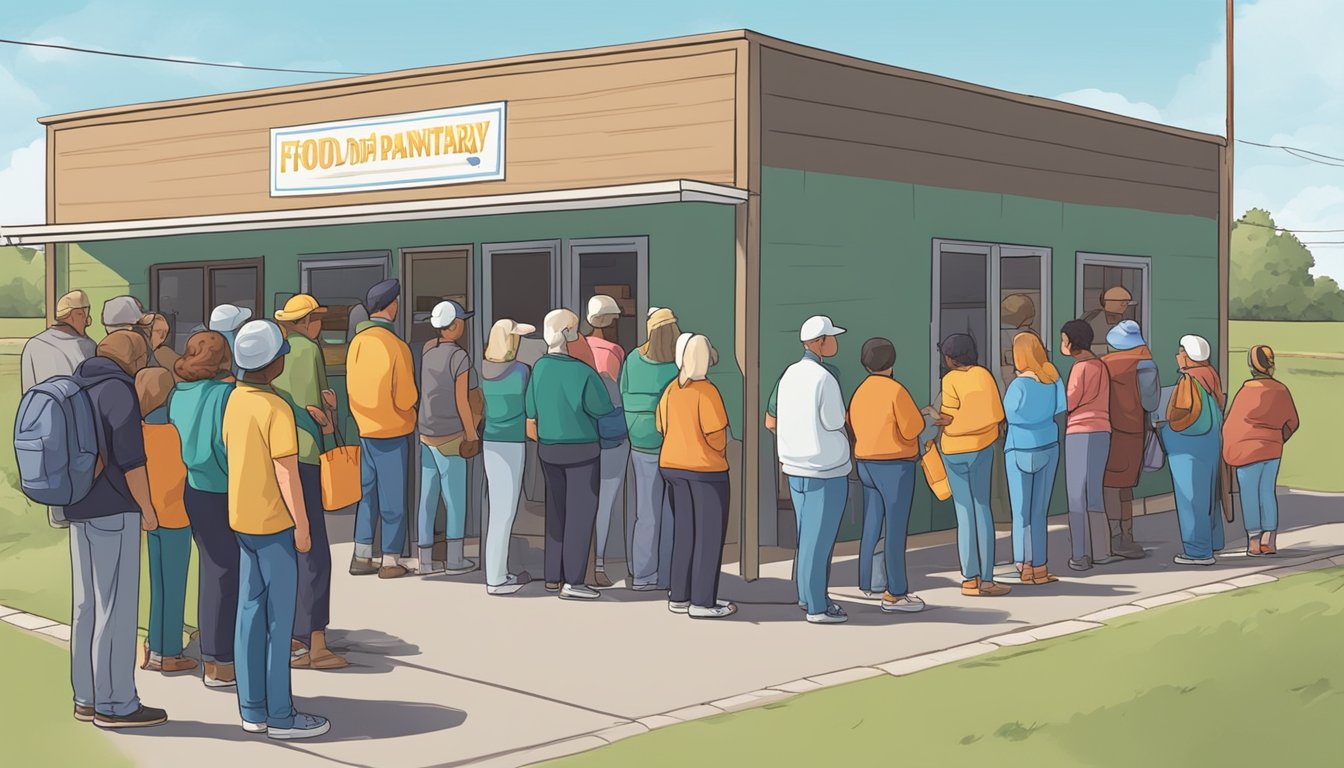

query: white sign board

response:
[269,102,506,196]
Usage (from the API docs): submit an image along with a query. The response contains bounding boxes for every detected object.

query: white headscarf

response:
[543,309,580,354]
[1179,334,1211,363]
[675,332,694,369]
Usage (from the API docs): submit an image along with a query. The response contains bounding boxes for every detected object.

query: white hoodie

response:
[776,355,851,479]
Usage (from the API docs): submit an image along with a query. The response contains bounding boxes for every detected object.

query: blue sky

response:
[4,0,1343,275]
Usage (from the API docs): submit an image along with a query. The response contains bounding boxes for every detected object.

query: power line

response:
[1239,139,1344,167]
[1238,221,1344,234]
[0,38,367,76]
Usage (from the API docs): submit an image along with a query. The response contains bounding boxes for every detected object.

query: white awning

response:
[0,180,747,246]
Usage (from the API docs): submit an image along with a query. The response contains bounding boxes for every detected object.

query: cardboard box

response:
[593,284,632,299]
[614,297,636,316]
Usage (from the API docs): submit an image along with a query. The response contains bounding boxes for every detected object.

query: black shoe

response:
[94,705,168,729]
[349,556,379,576]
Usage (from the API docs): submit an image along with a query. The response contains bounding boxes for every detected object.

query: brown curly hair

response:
[174,331,232,382]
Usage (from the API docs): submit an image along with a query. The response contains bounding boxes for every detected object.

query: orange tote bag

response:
[320,426,362,512]
[142,423,190,529]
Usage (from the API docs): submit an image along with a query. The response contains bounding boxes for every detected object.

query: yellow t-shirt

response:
[848,375,924,461]
[223,383,299,535]
[939,366,1005,455]
[655,379,730,473]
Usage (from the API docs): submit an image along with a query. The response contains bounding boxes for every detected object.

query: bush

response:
[0,246,44,317]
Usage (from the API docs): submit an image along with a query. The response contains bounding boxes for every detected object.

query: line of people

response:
[18,286,1303,734]
[762,312,1299,624]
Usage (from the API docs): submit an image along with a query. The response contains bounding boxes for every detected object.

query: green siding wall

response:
[760,166,1219,536]
[65,202,742,433]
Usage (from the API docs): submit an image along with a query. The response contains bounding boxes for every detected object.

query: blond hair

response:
[485,319,522,363]
[678,334,715,386]
[1012,331,1060,385]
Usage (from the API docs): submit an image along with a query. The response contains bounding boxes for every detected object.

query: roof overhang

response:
[1,180,748,246]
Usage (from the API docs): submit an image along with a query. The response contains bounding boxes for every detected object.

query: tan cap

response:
[1000,293,1035,328]
[647,307,677,332]
[1102,286,1134,305]
[55,290,91,319]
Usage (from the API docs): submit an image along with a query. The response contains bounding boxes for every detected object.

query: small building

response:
[3,31,1227,580]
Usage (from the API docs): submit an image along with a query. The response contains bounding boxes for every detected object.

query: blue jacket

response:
[1004,376,1066,451]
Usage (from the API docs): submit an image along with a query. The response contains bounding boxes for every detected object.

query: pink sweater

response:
[1066,356,1111,434]
[585,335,625,383]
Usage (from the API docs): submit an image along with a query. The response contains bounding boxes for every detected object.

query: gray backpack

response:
[13,376,102,506]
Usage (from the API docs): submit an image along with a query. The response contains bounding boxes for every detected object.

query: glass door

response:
[565,237,649,353]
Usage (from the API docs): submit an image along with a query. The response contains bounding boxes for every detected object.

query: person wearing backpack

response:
[1162,335,1227,566]
[65,330,169,728]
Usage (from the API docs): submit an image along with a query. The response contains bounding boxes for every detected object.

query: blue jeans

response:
[147,526,193,656]
[355,436,410,558]
[417,443,467,549]
[1239,461,1282,534]
[1163,426,1222,560]
[856,460,916,596]
[235,530,298,729]
[943,446,996,581]
[787,475,848,615]
[1006,445,1060,568]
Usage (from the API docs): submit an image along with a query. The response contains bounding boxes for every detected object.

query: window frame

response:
[149,257,264,350]
[1075,251,1152,343]
[930,239,1052,397]
[565,236,650,339]
[480,239,562,333]
[297,251,391,375]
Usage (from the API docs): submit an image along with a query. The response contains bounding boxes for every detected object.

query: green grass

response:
[0,623,133,767]
[545,568,1344,767]
[1228,321,1344,491]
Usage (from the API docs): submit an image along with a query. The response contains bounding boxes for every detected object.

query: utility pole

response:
[1220,0,1234,380]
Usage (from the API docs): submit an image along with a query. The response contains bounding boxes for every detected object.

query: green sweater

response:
[481,360,530,443]
[525,354,614,445]
[271,333,331,465]
[619,351,678,454]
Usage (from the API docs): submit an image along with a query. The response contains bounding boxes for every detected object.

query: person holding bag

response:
[1002,332,1066,585]
[933,334,1009,597]
[1163,334,1226,566]
[272,295,348,670]
[414,300,481,576]
[1225,345,1299,556]
[170,332,239,688]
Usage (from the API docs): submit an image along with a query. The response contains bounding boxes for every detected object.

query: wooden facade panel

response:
[51,48,742,223]
[759,47,1220,218]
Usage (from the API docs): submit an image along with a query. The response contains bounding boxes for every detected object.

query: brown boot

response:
[307,630,349,670]
[160,655,198,673]
[1026,565,1059,585]
[977,581,1012,597]
[961,578,981,596]
[203,661,236,688]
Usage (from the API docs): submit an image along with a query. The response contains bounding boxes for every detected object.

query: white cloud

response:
[1055,88,1164,124]
[1273,185,1344,278]
[0,138,47,227]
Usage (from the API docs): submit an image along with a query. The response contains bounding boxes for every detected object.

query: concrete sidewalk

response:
[7,491,1343,768]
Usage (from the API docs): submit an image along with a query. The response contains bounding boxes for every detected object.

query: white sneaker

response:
[560,583,601,601]
[242,721,267,734]
[268,713,330,741]
[445,559,477,576]
[689,602,737,619]
[417,560,445,576]
[880,594,926,614]
[1174,554,1216,566]
[670,599,730,615]
[806,605,849,624]
[487,573,531,596]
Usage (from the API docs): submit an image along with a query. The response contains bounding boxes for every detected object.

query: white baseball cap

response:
[1179,334,1212,363]
[232,320,291,372]
[800,315,846,342]
[209,304,252,333]
[587,295,620,324]
[429,300,473,329]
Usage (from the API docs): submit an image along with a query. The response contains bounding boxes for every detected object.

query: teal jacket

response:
[168,378,233,493]
[525,354,615,445]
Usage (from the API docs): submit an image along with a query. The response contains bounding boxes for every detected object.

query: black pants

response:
[663,468,730,609]
[183,486,238,664]
[539,442,600,586]
[294,462,332,645]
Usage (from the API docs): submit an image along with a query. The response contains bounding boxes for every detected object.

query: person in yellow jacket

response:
[346,279,418,579]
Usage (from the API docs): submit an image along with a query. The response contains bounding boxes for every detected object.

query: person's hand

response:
[307,405,334,435]
[931,414,953,427]
[294,526,312,554]
[321,389,337,411]
[141,507,159,532]
[459,439,482,459]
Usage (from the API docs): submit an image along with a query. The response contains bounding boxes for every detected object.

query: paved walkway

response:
[6,491,1343,768]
